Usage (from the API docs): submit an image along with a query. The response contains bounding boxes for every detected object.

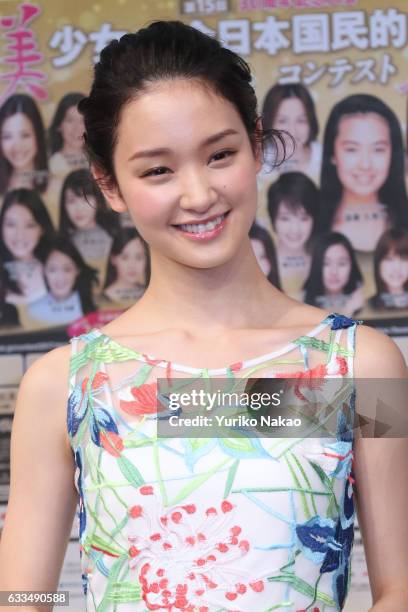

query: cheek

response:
[374,153,392,177]
[379,262,389,281]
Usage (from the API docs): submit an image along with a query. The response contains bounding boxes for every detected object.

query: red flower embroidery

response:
[120,382,160,415]
[276,363,328,401]
[125,493,264,610]
[99,431,124,457]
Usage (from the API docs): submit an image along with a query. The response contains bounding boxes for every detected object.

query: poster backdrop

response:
[0,0,408,348]
[0,1,407,608]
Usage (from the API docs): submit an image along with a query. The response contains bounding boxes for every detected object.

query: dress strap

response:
[326,313,363,378]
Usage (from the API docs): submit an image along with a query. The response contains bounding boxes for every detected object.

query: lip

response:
[174,211,229,241]
[172,211,230,227]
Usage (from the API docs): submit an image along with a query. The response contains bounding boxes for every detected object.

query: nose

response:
[179,168,218,212]
[358,148,372,170]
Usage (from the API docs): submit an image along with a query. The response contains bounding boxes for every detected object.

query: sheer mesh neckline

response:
[89,313,333,375]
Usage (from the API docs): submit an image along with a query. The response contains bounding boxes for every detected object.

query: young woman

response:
[369,228,408,310]
[0,94,48,196]
[0,188,54,305]
[303,232,365,317]
[0,21,407,612]
[59,168,119,264]
[266,171,319,299]
[102,228,150,306]
[261,83,321,183]
[27,237,98,327]
[48,92,87,178]
[249,221,281,289]
[319,94,408,253]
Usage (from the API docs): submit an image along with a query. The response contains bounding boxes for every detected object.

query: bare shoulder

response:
[354,323,407,378]
[19,343,72,399]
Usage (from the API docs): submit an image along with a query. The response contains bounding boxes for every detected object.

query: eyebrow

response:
[127,128,239,162]
[340,139,390,145]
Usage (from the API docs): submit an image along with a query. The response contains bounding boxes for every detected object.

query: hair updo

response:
[78,20,285,189]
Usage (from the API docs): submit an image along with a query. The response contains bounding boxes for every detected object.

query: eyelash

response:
[141,149,236,178]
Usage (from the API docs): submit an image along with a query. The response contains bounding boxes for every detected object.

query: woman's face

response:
[322,243,352,294]
[379,249,408,294]
[102,79,261,272]
[64,188,97,230]
[274,201,313,252]
[111,238,146,285]
[0,113,37,172]
[273,97,310,150]
[2,203,42,260]
[44,250,79,300]
[332,112,392,202]
[251,238,271,277]
[59,105,85,152]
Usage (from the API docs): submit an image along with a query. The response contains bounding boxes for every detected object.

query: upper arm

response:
[353,324,408,603]
[0,345,78,600]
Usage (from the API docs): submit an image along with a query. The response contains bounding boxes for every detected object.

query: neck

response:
[339,189,379,207]
[130,239,286,336]
[61,144,84,157]
[387,286,404,295]
[278,243,307,258]
[291,144,311,166]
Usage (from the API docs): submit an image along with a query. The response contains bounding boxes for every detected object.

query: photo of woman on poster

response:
[249,221,281,288]
[303,231,365,316]
[266,171,319,298]
[27,237,98,327]
[0,94,48,197]
[0,266,19,328]
[261,83,321,183]
[102,228,150,306]
[319,94,408,253]
[48,92,87,179]
[59,168,119,265]
[369,228,408,310]
[0,188,54,306]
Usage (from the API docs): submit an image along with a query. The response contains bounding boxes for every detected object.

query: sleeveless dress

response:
[67,312,362,612]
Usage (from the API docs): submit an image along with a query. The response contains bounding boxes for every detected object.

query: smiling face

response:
[0,113,37,172]
[379,250,408,294]
[273,97,310,152]
[332,112,392,204]
[111,238,147,286]
[59,105,85,153]
[322,242,352,295]
[64,188,97,230]
[2,203,43,260]
[100,79,261,272]
[274,201,313,252]
[44,250,79,300]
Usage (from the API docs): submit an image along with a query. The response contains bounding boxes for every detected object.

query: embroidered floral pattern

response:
[67,313,360,611]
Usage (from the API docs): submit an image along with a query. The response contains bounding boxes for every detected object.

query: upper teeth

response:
[178,214,225,234]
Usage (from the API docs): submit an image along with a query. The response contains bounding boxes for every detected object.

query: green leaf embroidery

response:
[117,455,145,488]
[268,574,336,606]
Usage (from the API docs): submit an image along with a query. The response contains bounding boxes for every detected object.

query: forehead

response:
[5,203,35,221]
[63,105,81,119]
[276,97,306,116]
[2,112,34,132]
[336,112,390,140]
[325,243,349,258]
[277,200,306,215]
[114,79,245,154]
[47,250,74,265]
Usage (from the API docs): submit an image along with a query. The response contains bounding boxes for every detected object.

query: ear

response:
[91,166,127,214]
